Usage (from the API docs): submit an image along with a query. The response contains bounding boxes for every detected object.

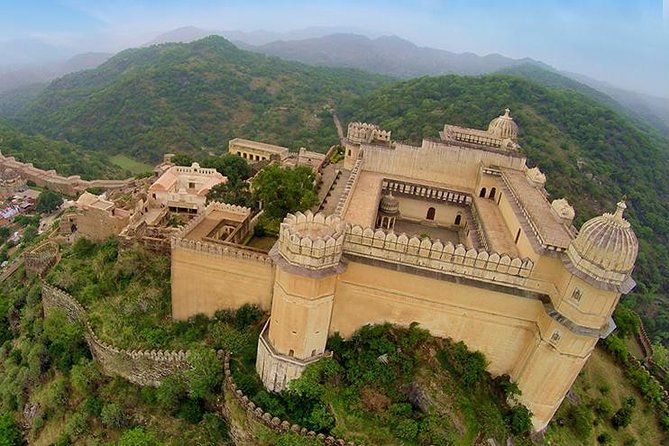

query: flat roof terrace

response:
[343,171,384,227]
[500,168,573,250]
[473,197,519,257]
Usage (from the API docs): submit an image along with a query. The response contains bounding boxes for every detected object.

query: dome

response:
[379,191,400,215]
[487,108,519,141]
[567,200,638,287]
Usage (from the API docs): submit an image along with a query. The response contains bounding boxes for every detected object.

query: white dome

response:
[487,108,519,141]
[567,200,638,287]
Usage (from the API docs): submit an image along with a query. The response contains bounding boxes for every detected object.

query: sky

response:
[0,0,668,98]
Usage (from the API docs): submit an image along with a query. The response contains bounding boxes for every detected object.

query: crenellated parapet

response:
[171,237,272,264]
[346,122,391,144]
[278,211,346,270]
[24,242,60,276]
[42,284,191,386]
[343,225,534,286]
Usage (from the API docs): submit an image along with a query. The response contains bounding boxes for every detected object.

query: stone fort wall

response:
[0,152,133,196]
[42,284,190,386]
[171,220,274,319]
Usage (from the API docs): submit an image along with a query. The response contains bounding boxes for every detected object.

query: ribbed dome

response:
[567,200,638,286]
[379,192,400,215]
[487,108,519,141]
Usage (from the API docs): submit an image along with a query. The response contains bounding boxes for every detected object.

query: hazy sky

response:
[1,0,668,98]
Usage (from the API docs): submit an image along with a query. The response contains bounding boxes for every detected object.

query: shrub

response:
[0,412,22,446]
[505,405,533,435]
[116,427,162,446]
[65,412,88,439]
[101,402,125,428]
[186,348,223,399]
[569,404,594,438]
[177,398,205,424]
[597,431,613,444]
[394,418,419,441]
[156,374,187,412]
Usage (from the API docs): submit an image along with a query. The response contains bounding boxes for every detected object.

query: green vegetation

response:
[341,73,669,347]
[9,36,390,162]
[232,323,533,445]
[0,119,125,179]
[252,164,318,221]
[35,190,64,214]
[546,348,665,445]
[110,154,154,176]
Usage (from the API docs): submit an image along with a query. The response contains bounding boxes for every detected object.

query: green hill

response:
[0,119,125,179]
[340,74,669,346]
[9,36,390,162]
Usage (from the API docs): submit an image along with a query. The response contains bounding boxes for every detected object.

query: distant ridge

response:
[249,33,548,77]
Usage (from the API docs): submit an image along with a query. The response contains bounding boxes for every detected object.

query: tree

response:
[185,348,223,399]
[171,153,193,166]
[613,306,640,339]
[36,190,63,213]
[252,165,318,220]
[206,179,254,208]
[0,413,22,446]
[505,405,533,435]
[202,154,251,182]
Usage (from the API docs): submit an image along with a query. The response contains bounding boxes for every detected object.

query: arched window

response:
[288,349,294,357]
[454,214,462,225]
[489,187,496,199]
[479,187,487,198]
[426,207,436,220]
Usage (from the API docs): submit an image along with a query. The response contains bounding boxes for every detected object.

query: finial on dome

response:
[614,197,627,221]
[504,108,510,117]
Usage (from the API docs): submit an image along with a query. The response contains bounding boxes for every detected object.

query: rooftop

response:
[229,138,290,156]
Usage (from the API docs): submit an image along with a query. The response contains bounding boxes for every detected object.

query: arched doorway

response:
[479,187,487,198]
[489,187,496,199]
[454,214,462,225]
[426,207,436,220]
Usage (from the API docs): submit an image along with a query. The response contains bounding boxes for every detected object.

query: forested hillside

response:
[341,74,669,345]
[7,36,390,162]
[0,119,125,179]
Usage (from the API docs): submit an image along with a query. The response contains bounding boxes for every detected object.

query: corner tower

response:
[513,199,638,430]
[256,211,346,391]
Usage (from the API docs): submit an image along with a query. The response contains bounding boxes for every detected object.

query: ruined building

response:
[170,109,638,430]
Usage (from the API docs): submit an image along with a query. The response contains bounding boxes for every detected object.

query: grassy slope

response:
[546,348,665,445]
[12,36,391,162]
[109,154,154,176]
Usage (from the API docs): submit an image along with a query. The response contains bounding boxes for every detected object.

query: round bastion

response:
[278,210,346,270]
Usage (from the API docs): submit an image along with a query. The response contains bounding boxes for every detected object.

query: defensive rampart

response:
[42,284,190,386]
[0,151,133,196]
[342,224,534,287]
[223,353,358,446]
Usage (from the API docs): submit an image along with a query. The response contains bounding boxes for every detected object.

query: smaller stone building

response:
[61,192,131,241]
[229,138,290,163]
[148,162,226,213]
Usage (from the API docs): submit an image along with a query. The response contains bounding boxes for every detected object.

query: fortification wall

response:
[342,225,534,288]
[24,242,59,276]
[171,239,274,319]
[223,353,358,446]
[42,284,190,386]
[0,152,133,196]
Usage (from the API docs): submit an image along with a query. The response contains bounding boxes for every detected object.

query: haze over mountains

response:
[1,26,666,135]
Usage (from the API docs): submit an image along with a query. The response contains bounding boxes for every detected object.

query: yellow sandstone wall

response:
[171,245,274,319]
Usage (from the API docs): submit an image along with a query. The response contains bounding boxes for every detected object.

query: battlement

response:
[346,122,391,144]
[343,225,534,286]
[173,163,219,176]
[278,211,346,270]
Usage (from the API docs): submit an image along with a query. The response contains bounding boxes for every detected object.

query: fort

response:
[171,109,639,430]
